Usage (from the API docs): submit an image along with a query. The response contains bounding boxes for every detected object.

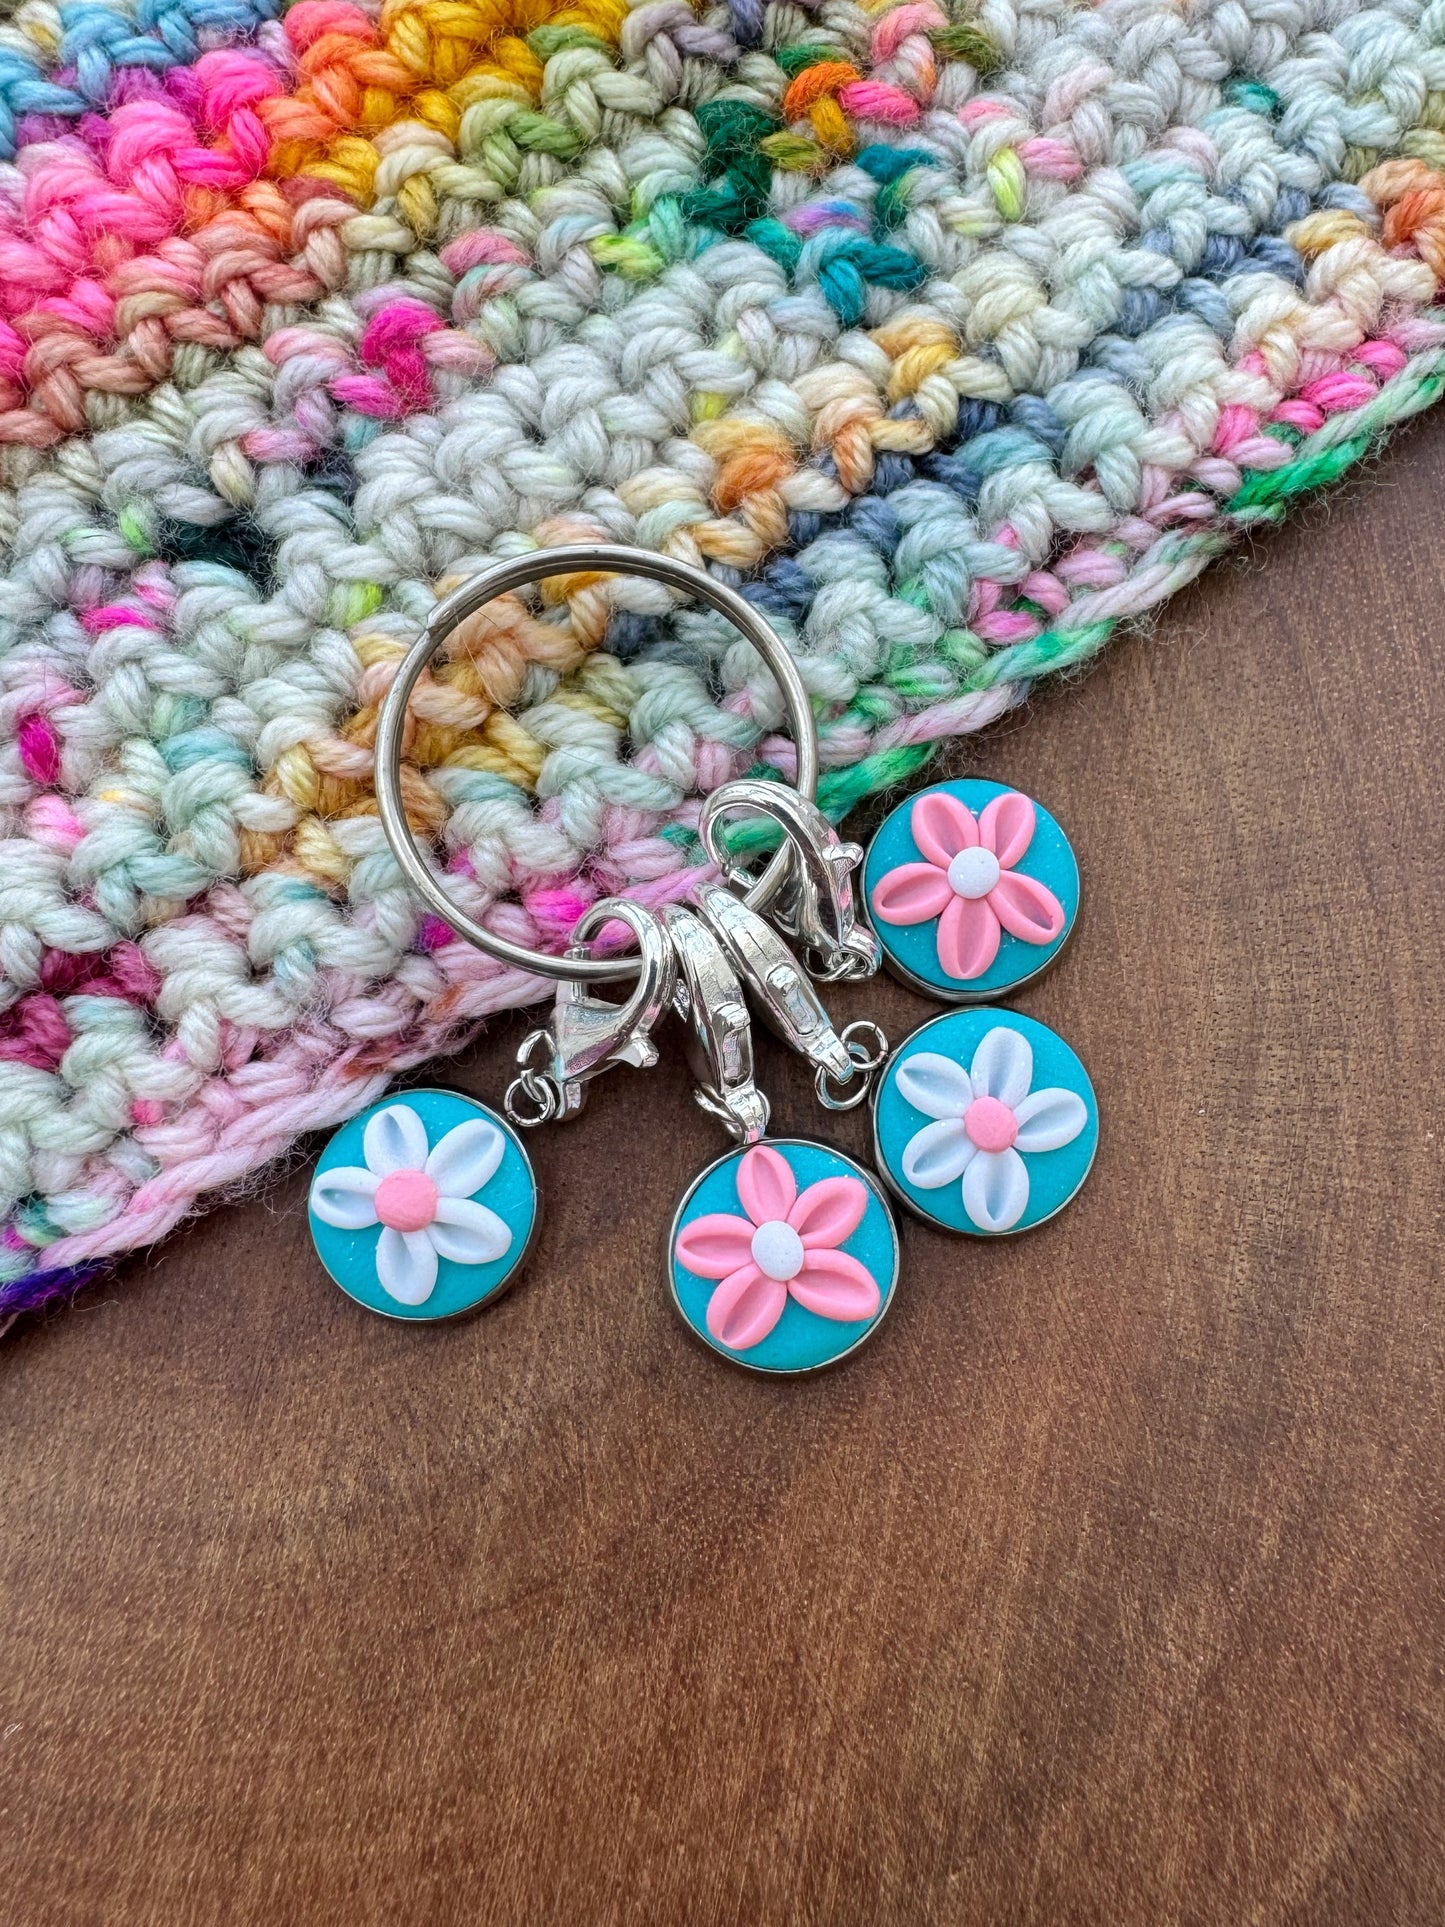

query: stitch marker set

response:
[308,552,1097,1372]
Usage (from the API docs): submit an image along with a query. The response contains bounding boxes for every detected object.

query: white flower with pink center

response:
[674,1144,881,1351]
[898,1026,1087,1233]
[310,1103,512,1305]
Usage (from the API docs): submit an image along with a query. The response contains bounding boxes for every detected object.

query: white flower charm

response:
[310,1102,513,1306]
[897,1025,1087,1233]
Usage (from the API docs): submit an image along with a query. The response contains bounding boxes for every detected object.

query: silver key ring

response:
[374,544,820,984]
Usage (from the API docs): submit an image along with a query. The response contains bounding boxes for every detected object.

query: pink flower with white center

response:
[310,1103,512,1306]
[674,1144,880,1351]
[898,1026,1087,1232]
[871,789,1065,980]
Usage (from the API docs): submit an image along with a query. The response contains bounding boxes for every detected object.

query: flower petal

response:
[962,1147,1030,1233]
[363,1104,429,1178]
[970,1026,1032,1107]
[706,1264,788,1351]
[911,790,978,867]
[424,1116,505,1198]
[736,1144,797,1227]
[978,790,1036,867]
[901,1118,976,1189]
[989,870,1065,946]
[309,1166,380,1230]
[1013,1086,1088,1153]
[675,1212,757,1280]
[788,1175,868,1248]
[375,1225,439,1305]
[937,894,1001,980]
[429,1195,512,1265]
[895,1051,974,1121]
[789,1249,882,1324]
[870,862,954,927]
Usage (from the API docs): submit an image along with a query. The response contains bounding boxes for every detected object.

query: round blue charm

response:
[863,778,1079,1001]
[309,1089,538,1321]
[669,1139,900,1374]
[874,1010,1098,1236]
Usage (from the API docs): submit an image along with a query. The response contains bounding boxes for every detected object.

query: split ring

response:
[375,545,819,984]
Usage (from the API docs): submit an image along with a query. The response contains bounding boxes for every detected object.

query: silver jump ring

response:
[503,1063,560,1129]
[375,544,819,984]
[814,1020,891,1112]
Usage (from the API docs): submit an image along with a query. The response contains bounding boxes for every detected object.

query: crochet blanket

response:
[3,0,1443,1315]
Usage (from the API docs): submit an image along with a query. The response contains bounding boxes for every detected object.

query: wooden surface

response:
[3,423,1444,1927]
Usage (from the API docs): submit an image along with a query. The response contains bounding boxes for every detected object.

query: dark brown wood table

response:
[3,417,1444,1927]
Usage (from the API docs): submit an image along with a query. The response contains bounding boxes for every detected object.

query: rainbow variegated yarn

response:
[2,0,1444,1313]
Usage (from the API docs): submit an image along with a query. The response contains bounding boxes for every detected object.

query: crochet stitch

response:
[3,0,1445,1313]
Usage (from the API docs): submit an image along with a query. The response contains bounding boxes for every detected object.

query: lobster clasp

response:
[661,904,769,1145]
[506,899,676,1126]
[698,779,880,982]
[692,881,890,1112]
[692,881,850,1079]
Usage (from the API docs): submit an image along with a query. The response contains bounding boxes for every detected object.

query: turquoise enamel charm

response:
[309,1089,538,1320]
[873,1010,1098,1236]
[862,779,1079,1001]
[669,1139,900,1374]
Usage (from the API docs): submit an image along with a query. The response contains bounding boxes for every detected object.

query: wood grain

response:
[3,419,1444,1927]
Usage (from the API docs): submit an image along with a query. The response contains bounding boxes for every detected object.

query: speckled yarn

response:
[3,0,1445,1312]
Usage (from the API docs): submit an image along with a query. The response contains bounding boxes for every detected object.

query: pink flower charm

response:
[870,788,1065,980]
[674,1144,880,1351]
